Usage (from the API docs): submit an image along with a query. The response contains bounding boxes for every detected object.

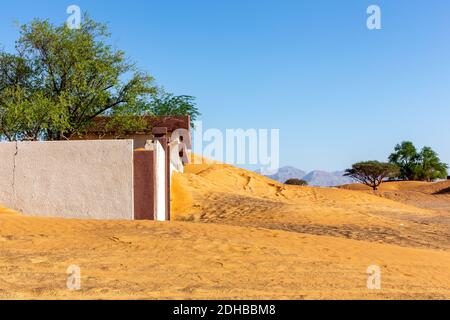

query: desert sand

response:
[1,159,450,299]
[341,180,450,213]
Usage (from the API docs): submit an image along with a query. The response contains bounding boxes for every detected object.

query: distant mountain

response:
[259,166,354,187]
[302,170,354,187]
[260,166,307,184]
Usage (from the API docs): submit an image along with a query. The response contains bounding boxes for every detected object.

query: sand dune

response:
[172,164,450,250]
[1,161,450,299]
[341,180,450,193]
[341,181,431,191]
[341,180,450,215]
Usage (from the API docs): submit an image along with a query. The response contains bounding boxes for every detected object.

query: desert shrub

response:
[285,179,308,186]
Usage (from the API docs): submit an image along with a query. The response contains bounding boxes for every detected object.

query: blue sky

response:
[1,0,449,171]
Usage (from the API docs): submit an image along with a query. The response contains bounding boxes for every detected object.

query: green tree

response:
[284,178,308,186]
[0,15,200,141]
[417,147,448,181]
[0,87,65,141]
[388,141,448,181]
[147,88,201,128]
[388,141,420,180]
[344,161,399,191]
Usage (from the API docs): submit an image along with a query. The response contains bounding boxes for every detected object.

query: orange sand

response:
[341,180,450,213]
[340,181,431,191]
[1,162,449,299]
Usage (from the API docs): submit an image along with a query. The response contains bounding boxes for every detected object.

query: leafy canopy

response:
[389,141,448,181]
[344,161,399,191]
[0,15,200,141]
[147,89,201,128]
[416,146,448,181]
[388,141,420,180]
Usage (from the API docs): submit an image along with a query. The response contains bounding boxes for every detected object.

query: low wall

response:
[134,150,155,220]
[154,140,167,221]
[0,140,135,220]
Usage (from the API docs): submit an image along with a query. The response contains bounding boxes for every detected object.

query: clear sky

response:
[1,0,449,172]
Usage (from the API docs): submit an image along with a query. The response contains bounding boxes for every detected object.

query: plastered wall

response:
[0,140,135,220]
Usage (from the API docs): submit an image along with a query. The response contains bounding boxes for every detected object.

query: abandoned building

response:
[0,115,192,221]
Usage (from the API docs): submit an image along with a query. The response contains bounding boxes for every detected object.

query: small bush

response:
[285,179,308,186]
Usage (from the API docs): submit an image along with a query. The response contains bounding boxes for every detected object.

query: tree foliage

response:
[0,15,200,141]
[147,89,200,128]
[389,141,447,181]
[416,147,448,181]
[284,178,308,186]
[388,141,420,180]
[344,161,399,191]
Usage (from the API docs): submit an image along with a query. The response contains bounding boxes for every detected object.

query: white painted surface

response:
[154,140,167,221]
[169,140,184,174]
[0,140,134,220]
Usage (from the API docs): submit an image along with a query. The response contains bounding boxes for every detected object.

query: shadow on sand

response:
[434,187,450,195]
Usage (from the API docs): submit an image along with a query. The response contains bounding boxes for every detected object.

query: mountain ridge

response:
[259,166,355,187]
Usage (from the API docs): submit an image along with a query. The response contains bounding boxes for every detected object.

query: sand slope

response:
[341,181,450,215]
[172,164,450,250]
[1,162,450,299]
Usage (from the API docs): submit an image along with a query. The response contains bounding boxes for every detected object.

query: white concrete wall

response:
[144,140,168,221]
[154,140,167,221]
[0,140,134,220]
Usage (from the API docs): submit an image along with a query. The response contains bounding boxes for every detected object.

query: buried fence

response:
[0,139,170,221]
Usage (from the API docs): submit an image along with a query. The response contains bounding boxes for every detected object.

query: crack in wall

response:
[12,141,18,197]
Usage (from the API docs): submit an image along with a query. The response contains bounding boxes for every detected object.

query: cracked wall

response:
[0,140,135,220]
